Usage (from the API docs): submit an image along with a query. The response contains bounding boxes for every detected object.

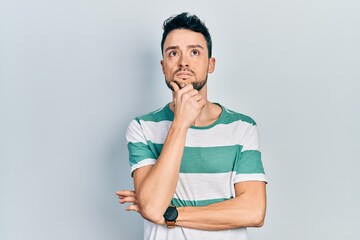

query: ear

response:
[160,60,165,74]
[208,57,216,73]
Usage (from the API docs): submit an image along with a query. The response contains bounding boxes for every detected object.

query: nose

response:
[178,55,189,68]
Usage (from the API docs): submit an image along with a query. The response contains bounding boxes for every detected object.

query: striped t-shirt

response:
[126,103,266,240]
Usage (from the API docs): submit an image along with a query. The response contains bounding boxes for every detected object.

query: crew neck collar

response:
[164,102,225,129]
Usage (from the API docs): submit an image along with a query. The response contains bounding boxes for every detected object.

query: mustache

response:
[174,68,195,75]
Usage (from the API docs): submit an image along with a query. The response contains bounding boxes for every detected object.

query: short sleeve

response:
[233,124,267,183]
[126,119,157,176]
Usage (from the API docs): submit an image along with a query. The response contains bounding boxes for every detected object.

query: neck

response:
[193,101,221,127]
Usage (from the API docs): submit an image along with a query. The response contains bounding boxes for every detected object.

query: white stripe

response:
[126,120,147,144]
[152,106,165,114]
[130,158,156,174]
[138,120,260,150]
[174,172,235,201]
[139,120,172,144]
[144,220,248,240]
[233,173,267,183]
[224,108,236,114]
[241,124,261,152]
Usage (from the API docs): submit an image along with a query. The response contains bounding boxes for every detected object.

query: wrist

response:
[170,121,190,132]
[176,207,184,223]
[175,207,188,226]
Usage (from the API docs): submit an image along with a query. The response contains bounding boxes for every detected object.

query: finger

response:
[191,94,203,102]
[118,195,129,199]
[183,89,199,98]
[115,190,135,197]
[119,195,137,201]
[119,196,138,204]
[116,190,131,196]
[169,81,180,92]
[179,83,194,92]
[198,99,207,108]
[126,205,140,212]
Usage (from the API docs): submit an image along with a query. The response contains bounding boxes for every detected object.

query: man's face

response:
[161,29,215,91]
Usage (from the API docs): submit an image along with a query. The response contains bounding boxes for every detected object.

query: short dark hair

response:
[161,12,213,58]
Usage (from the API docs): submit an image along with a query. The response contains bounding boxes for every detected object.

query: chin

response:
[165,78,207,91]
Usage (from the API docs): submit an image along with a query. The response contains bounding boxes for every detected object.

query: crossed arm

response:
[117,180,266,230]
[117,82,266,230]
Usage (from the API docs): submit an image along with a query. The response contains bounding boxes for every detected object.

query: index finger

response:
[169,81,180,92]
[180,83,194,92]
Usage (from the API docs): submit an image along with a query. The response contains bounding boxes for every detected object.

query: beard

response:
[164,67,209,91]
[165,77,208,91]
[165,68,208,92]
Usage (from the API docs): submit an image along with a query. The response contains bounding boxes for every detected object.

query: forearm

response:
[176,185,266,230]
[134,84,206,223]
[135,123,188,222]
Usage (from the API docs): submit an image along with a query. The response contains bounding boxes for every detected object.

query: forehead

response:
[163,29,207,49]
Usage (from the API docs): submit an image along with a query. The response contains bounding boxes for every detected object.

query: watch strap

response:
[166,220,176,229]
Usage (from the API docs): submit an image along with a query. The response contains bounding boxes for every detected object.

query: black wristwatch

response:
[163,206,178,229]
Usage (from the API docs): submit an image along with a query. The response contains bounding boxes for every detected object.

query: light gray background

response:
[1,0,359,239]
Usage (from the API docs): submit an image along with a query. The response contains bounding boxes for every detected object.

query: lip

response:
[176,71,193,77]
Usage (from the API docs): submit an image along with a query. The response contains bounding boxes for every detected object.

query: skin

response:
[116,29,266,230]
[161,29,212,92]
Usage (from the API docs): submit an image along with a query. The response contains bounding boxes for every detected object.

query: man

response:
[116,12,267,240]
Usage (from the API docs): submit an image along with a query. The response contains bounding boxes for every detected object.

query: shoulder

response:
[126,105,171,141]
[219,104,257,126]
[134,105,173,123]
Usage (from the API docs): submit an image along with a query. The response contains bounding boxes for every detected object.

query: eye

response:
[169,51,177,57]
[191,49,200,56]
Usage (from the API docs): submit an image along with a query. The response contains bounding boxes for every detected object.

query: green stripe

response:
[171,197,231,207]
[236,150,264,174]
[186,104,257,127]
[181,145,240,173]
[141,143,241,173]
[129,142,264,174]
[220,108,257,125]
[136,106,173,122]
[128,142,157,165]
[135,104,256,126]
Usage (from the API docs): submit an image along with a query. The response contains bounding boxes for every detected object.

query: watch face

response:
[164,207,178,221]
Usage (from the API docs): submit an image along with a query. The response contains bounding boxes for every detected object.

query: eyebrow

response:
[165,44,204,52]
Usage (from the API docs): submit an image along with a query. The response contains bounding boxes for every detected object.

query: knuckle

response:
[182,93,190,100]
